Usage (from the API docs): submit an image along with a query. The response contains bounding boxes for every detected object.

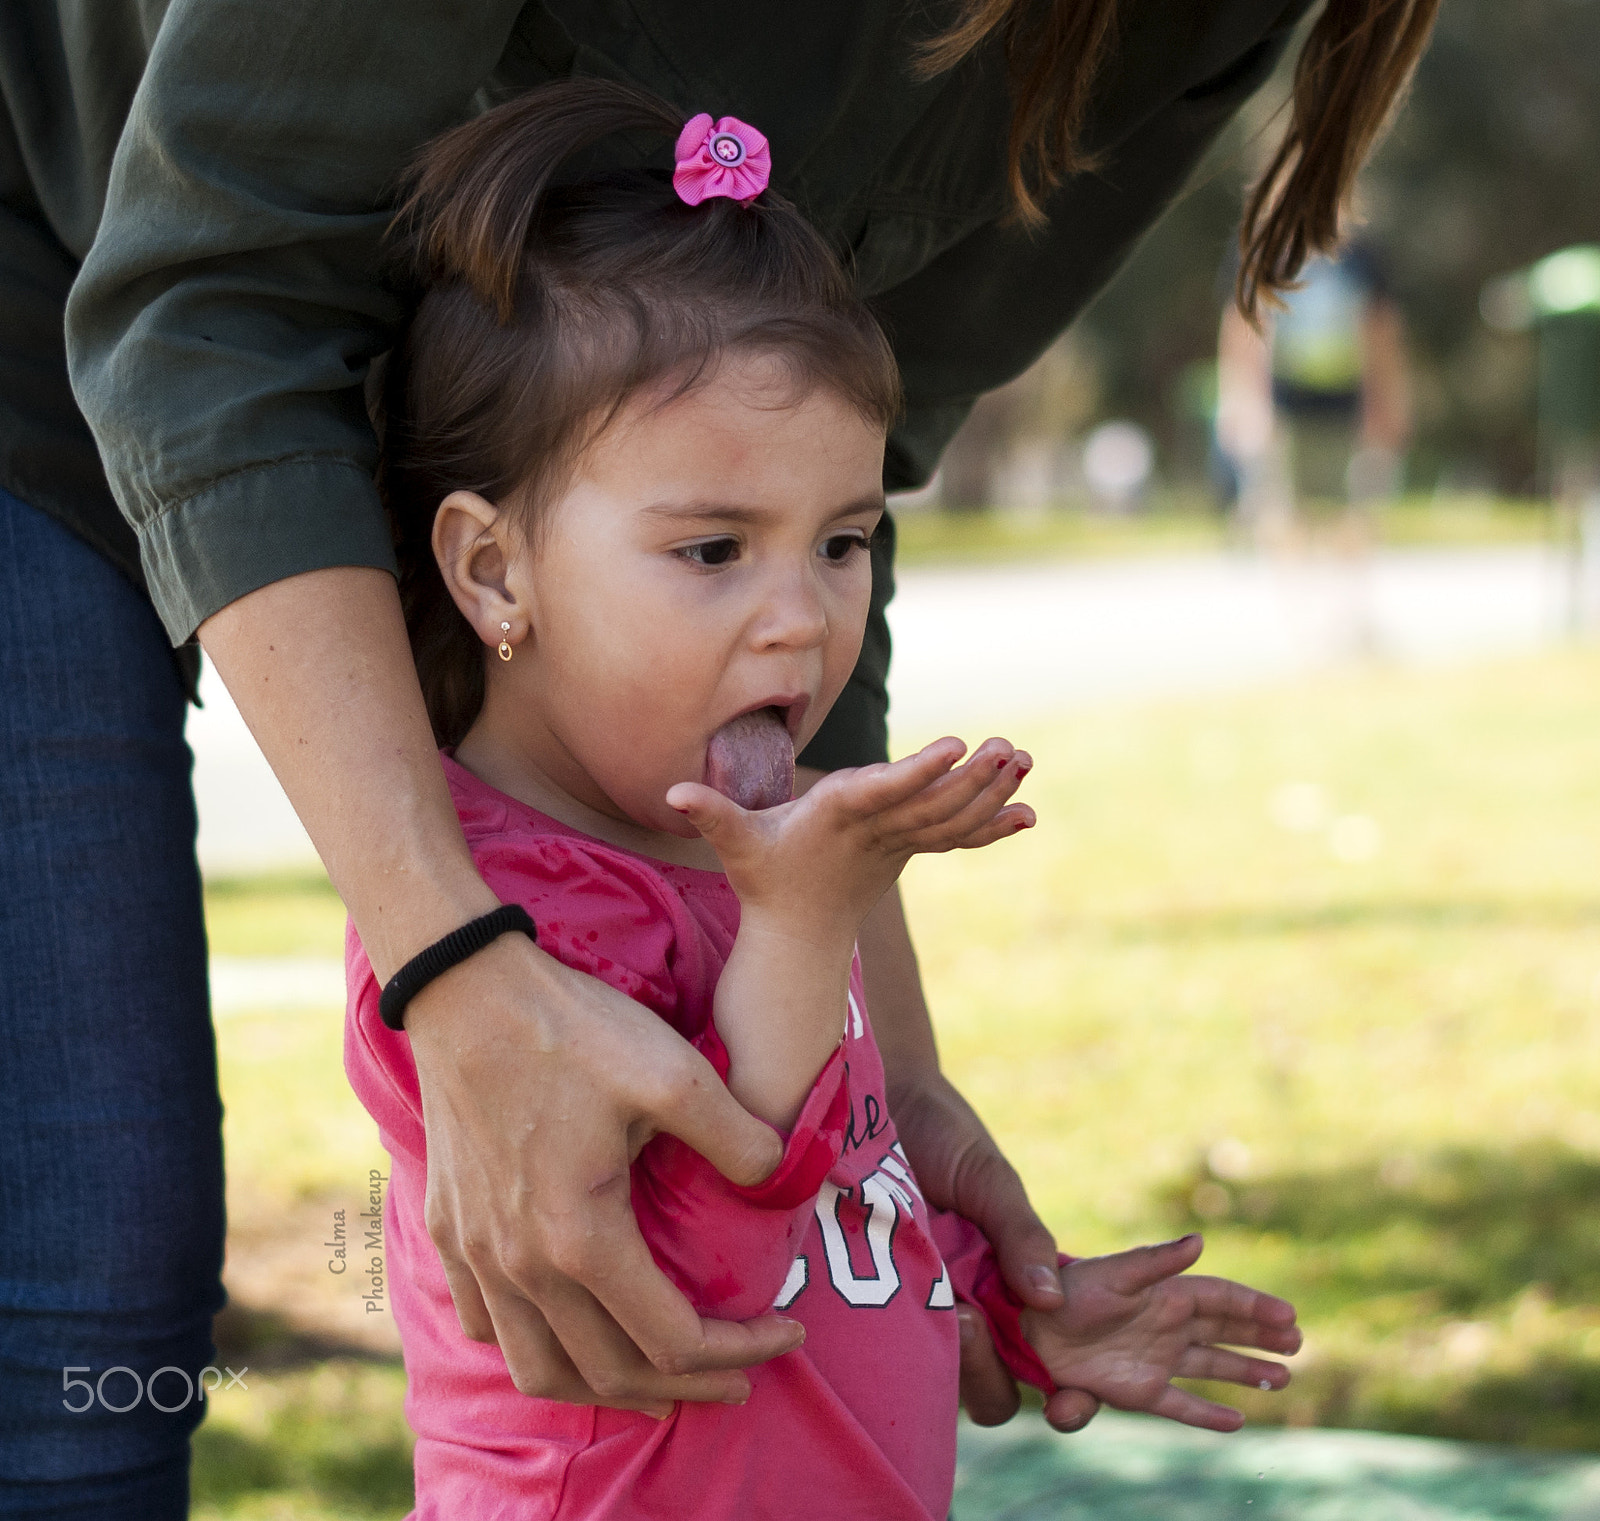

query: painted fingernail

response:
[996,756,1009,770]
[1258,1378,1273,1391]
[1014,763,1029,779]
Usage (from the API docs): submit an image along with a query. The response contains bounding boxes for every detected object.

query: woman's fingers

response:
[1043,1387,1102,1433]
[541,1161,805,1382]
[435,1237,500,1343]
[475,1281,649,1411]
[957,1305,1023,1426]
[646,1039,785,1187]
[521,1274,756,1411]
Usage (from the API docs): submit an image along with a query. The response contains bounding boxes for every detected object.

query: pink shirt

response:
[345,756,1047,1519]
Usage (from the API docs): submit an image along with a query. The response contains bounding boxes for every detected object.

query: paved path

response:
[955,1412,1600,1521]
[190,543,1572,876]
[887,543,1569,732]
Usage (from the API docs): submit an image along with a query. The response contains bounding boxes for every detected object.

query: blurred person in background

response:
[0,1,1438,1512]
[1217,241,1414,548]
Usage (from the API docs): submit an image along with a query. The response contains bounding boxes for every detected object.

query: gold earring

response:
[497,621,513,662]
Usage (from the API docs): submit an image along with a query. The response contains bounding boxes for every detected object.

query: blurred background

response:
[189,3,1600,1515]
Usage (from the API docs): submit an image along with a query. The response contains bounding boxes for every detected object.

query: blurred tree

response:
[938,0,1600,506]
[1359,0,1600,491]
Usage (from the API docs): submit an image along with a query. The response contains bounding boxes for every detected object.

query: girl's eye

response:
[680,537,740,567]
[820,533,868,563]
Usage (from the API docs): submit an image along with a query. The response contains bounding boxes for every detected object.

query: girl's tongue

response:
[704,708,794,811]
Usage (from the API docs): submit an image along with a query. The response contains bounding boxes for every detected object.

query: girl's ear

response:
[432,490,529,653]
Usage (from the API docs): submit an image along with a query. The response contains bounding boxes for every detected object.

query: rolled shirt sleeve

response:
[64,0,1305,678]
[65,0,529,642]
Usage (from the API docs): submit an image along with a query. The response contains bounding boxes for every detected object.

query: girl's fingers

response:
[882,740,1027,839]
[1183,1312,1303,1358]
[1097,1235,1206,1297]
[1145,1384,1245,1433]
[1174,1346,1291,1390]
[944,803,1036,852]
[1183,1280,1301,1347]
[901,749,1034,846]
[829,737,968,816]
[664,781,749,839]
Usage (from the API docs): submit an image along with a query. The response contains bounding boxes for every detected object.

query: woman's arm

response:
[857,881,1104,1433]
[784,765,1098,1430]
[201,566,804,1409]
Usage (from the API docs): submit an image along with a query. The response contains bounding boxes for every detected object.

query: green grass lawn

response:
[891,494,1556,567]
[898,643,1600,1449]
[196,643,1600,1513]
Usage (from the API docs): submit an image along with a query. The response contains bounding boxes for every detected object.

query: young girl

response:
[345,79,1301,1519]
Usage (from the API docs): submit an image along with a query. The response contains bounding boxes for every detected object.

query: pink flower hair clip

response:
[673,113,771,207]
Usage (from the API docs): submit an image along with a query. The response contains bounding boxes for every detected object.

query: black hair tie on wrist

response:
[378,904,537,1031]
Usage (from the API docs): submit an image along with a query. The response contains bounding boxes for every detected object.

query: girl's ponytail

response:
[393,80,685,323]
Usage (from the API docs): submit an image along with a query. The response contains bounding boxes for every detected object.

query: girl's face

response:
[459,355,886,841]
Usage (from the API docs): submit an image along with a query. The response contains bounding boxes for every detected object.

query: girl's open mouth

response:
[704,705,795,810]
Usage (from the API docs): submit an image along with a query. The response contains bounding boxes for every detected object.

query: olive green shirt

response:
[1,0,1307,764]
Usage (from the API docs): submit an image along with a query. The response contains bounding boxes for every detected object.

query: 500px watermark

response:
[61,1364,247,1414]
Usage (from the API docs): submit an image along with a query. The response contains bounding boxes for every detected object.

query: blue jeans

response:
[0,487,224,1517]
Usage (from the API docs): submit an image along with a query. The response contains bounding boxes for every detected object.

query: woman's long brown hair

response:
[919,0,1441,317]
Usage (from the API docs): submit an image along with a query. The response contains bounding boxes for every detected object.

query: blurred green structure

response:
[1483,244,1600,627]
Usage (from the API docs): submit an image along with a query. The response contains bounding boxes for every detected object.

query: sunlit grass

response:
[200,888,406,1515]
[205,870,345,959]
[896,643,1600,1447]
[192,1363,412,1521]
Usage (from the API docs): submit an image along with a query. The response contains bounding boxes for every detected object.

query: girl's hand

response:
[666,735,1034,948]
[668,737,1032,1127]
[1020,1235,1302,1432]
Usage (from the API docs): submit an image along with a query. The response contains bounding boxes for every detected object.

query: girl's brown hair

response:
[380,80,901,747]
[918,0,1441,317]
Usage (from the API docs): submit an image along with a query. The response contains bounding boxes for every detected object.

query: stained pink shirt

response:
[345,756,1047,1519]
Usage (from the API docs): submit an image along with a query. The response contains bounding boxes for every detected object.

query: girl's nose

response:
[753,563,829,652]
